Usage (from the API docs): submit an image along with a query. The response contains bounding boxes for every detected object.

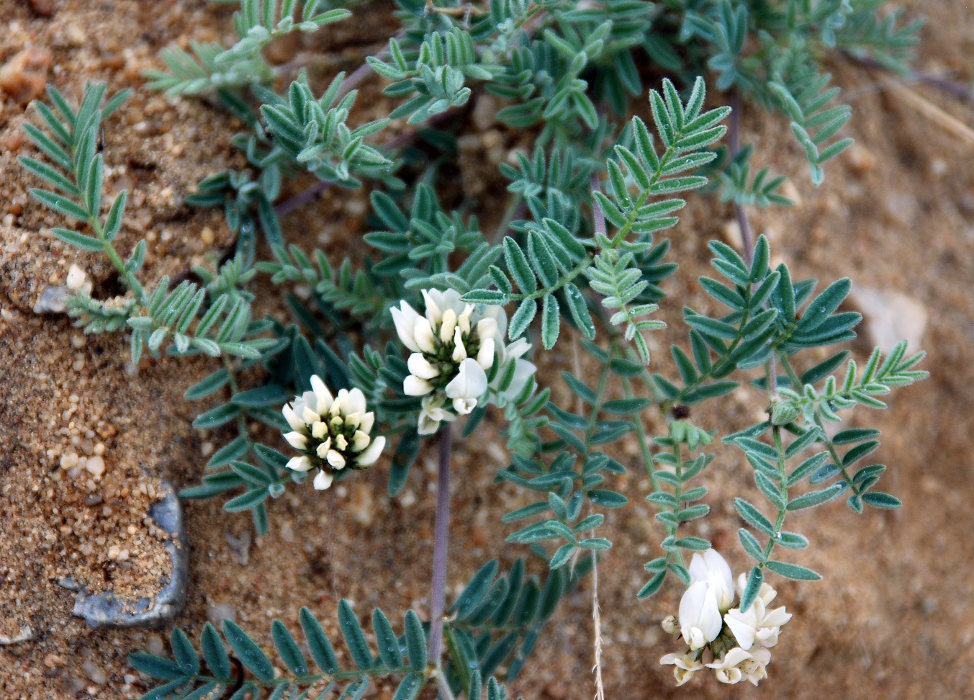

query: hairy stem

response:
[428,424,453,665]
[728,93,755,266]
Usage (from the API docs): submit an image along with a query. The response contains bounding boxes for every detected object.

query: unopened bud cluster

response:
[282,375,385,490]
[660,549,791,686]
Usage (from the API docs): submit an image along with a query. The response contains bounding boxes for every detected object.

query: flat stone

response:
[848,287,928,353]
[72,482,189,628]
[32,286,70,314]
[0,624,34,645]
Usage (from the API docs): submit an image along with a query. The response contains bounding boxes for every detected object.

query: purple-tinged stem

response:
[728,93,755,267]
[428,424,452,664]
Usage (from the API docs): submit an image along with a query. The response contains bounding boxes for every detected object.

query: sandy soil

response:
[1,0,972,698]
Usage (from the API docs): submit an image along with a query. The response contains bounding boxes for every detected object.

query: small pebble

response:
[0,46,52,104]
[225,530,251,566]
[85,455,105,477]
[206,603,236,627]
[81,659,106,685]
[28,0,55,17]
[145,634,164,657]
[66,264,88,291]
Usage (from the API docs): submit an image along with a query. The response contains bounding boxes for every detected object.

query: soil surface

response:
[1,1,972,699]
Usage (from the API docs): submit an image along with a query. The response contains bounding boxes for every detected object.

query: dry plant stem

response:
[428,424,453,666]
[590,522,605,700]
[846,52,974,104]
[876,74,974,147]
[578,196,607,700]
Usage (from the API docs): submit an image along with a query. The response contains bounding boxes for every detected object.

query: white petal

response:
[391,302,422,352]
[421,289,443,325]
[679,581,722,650]
[404,375,433,396]
[356,436,385,466]
[445,358,488,401]
[358,412,375,434]
[326,450,346,469]
[452,397,478,414]
[408,353,440,379]
[351,430,371,452]
[476,317,498,343]
[440,308,457,344]
[316,439,332,459]
[302,405,320,424]
[313,470,333,490]
[346,387,367,415]
[425,288,463,319]
[476,337,495,370]
[282,404,304,432]
[418,412,441,435]
[311,421,328,439]
[503,337,531,361]
[335,434,348,451]
[457,304,473,333]
[452,327,467,361]
[689,549,735,611]
[283,431,308,450]
[414,318,436,353]
[708,647,753,670]
[511,359,536,396]
[724,606,758,651]
[481,304,507,340]
[418,397,454,434]
[310,375,334,414]
[333,389,351,415]
[287,455,312,472]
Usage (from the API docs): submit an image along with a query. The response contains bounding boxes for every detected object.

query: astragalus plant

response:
[20,0,925,697]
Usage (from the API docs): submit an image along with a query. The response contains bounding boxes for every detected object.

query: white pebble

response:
[85,455,105,477]
[66,264,88,291]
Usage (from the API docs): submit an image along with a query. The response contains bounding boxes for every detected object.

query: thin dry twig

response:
[570,248,606,700]
[877,76,974,148]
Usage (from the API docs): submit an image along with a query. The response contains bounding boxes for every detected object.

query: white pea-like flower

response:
[678,580,723,650]
[659,650,704,686]
[392,289,535,434]
[707,646,772,686]
[281,375,385,490]
[724,587,792,651]
[688,548,735,612]
[661,556,789,687]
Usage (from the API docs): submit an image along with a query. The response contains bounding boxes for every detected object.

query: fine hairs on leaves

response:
[19,0,927,697]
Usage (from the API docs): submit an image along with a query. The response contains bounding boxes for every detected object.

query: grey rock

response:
[225,529,251,566]
[0,624,33,645]
[32,285,70,314]
[847,287,928,353]
[206,602,237,627]
[72,482,189,628]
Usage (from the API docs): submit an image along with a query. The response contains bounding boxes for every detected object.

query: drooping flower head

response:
[392,289,535,434]
[281,375,385,490]
[659,549,791,687]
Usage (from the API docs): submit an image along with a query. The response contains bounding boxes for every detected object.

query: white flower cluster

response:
[392,289,535,435]
[660,549,791,686]
[281,375,385,490]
